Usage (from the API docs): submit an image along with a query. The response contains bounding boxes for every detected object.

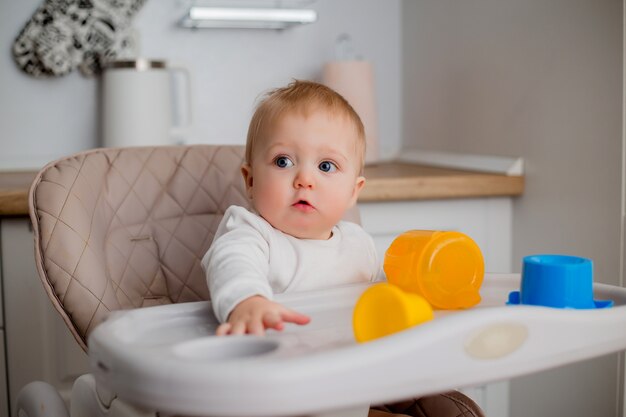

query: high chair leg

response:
[16,381,69,417]
[70,374,156,417]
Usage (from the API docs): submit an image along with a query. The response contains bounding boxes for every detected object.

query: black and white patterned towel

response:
[13,0,146,77]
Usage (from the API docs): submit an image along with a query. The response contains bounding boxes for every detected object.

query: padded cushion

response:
[29,145,251,350]
[370,392,486,417]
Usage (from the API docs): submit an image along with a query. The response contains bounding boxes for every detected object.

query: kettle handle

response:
[168,66,192,144]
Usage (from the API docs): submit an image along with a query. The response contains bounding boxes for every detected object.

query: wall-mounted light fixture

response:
[180,6,317,29]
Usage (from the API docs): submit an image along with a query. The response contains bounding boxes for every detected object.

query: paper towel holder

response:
[323,34,380,164]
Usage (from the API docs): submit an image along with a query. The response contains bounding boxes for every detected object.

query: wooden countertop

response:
[0,163,523,216]
[0,171,37,216]
[360,162,524,202]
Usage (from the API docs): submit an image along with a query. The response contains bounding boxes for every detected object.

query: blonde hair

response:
[245,80,366,168]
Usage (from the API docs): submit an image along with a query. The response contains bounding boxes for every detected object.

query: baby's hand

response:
[216,295,310,336]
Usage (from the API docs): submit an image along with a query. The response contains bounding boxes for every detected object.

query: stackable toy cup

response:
[383,230,485,309]
[507,254,613,309]
[353,283,434,343]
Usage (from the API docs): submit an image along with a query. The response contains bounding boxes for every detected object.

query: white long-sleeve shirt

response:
[202,205,380,323]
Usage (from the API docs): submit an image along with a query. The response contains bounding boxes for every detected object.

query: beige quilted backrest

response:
[29,145,251,350]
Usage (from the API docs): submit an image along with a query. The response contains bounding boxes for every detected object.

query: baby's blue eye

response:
[319,161,337,173]
[274,156,294,168]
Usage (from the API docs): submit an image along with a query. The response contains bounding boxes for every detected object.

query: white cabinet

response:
[358,197,513,417]
[359,197,512,272]
[1,218,90,416]
[0,329,8,417]
[0,220,8,417]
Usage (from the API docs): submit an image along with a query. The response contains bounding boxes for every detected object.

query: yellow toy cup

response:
[353,283,434,343]
[383,230,484,309]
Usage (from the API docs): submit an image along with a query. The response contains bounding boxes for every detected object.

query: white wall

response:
[403,0,623,416]
[0,0,401,169]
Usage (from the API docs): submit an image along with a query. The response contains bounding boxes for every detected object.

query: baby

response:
[202,80,379,336]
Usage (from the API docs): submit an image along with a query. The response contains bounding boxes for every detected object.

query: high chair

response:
[18,145,485,417]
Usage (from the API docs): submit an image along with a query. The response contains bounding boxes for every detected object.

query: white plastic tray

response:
[88,274,626,417]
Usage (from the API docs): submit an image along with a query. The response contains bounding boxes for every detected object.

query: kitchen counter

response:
[0,171,37,216]
[0,163,523,216]
[359,162,523,202]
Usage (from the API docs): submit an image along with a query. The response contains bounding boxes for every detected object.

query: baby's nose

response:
[294,168,315,188]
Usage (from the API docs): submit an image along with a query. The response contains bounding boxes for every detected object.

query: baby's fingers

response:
[230,321,247,335]
[263,312,285,331]
[280,308,311,326]
[216,323,232,336]
[248,319,266,336]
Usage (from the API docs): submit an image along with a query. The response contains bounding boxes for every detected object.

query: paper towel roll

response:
[322,60,379,164]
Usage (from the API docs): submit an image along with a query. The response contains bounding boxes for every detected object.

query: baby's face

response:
[242,109,365,240]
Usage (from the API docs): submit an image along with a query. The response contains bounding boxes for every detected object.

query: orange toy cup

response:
[353,283,434,343]
[383,230,484,309]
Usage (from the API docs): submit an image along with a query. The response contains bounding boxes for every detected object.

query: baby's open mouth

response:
[293,199,315,211]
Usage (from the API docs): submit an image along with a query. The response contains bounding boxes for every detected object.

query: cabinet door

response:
[1,218,90,414]
[0,329,9,417]
[359,197,512,272]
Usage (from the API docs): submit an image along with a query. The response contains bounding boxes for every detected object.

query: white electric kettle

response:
[101,59,191,147]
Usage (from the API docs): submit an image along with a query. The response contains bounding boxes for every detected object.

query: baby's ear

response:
[241,164,254,198]
[350,176,366,205]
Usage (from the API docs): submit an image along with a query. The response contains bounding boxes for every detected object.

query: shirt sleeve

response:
[366,232,385,282]
[201,207,274,323]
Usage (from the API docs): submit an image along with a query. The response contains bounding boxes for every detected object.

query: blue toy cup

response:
[507,254,613,309]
